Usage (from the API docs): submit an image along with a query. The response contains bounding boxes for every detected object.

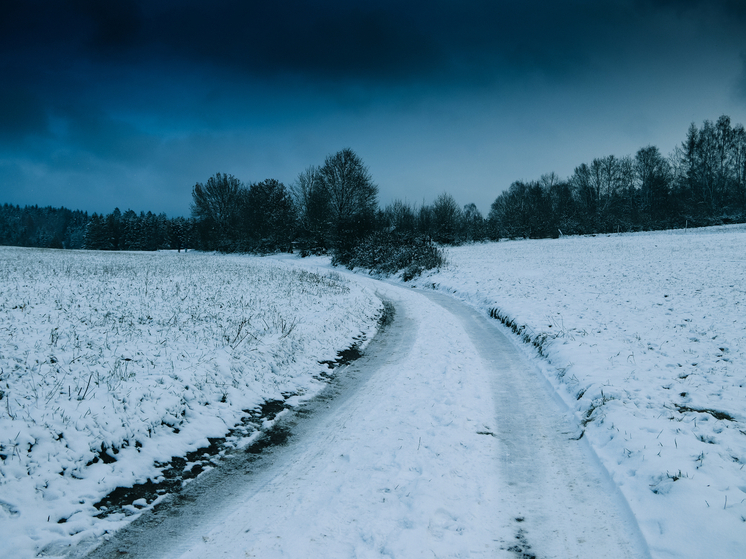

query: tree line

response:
[489,115,746,238]
[0,204,89,249]
[189,149,490,253]
[0,204,195,252]
[82,209,193,251]
[183,115,746,255]
[1,115,744,263]
[190,148,378,256]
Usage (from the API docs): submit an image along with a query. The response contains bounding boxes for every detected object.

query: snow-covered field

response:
[0,248,382,559]
[2,225,744,559]
[409,224,746,558]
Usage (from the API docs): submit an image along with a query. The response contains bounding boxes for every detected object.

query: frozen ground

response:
[0,248,381,559]
[75,268,649,559]
[2,224,744,559]
[407,224,746,558]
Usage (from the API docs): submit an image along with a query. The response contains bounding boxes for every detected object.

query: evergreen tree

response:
[84,213,109,250]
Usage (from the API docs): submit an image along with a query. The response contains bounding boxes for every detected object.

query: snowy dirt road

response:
[76,277,650,559]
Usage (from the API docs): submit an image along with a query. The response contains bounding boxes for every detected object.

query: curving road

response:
[78,276,650,559]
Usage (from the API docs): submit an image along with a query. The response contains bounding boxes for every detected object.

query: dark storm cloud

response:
[0,0,142,53]
[71,0,144,52]
[5,0,746,99]
[154,2,439,80]
[0,88,48,143]
[640,0,746,19]
[58,106,160,164]
[135,1,628,82]
[0,0,721,85]
[2,0,746,216]
[145,0,745,84]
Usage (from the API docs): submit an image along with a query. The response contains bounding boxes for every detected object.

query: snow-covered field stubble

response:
[410,225,746,558]
[0,248,382,558]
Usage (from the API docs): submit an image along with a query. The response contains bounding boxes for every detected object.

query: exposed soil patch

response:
[93,400,293,518]
[245,425,292,456]
[319,345,363,368]
[507,525,537,559]
[318,301,394,370]
[674,404,735,422]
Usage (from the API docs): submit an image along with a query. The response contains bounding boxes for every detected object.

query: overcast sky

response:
[2,0,746,217]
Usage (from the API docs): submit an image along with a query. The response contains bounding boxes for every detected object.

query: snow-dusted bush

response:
[334,231,445,280]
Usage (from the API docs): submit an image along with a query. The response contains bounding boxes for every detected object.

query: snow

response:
[93,269,647,559]
[0,248,381,559]
[2,224,744,559]
[163,281,511,558]
[407,224,746,558]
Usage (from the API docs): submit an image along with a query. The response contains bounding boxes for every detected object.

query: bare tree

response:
[318,149,378,223]
[291,166,319,227]
[431,192,462,243]
[461,202,484,241]
[635,145,671,220]
[733,124,746,209]
[191,173,243,249]
[570,163,596,227]
[384,199,417,234]
[317,148,378,246]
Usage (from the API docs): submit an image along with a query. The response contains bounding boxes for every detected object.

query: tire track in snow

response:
[421,290,651,559]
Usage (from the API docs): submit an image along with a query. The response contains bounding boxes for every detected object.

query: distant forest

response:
[2,115,744,261]
[0,205,190,252]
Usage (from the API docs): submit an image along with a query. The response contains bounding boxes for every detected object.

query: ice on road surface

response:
[87,276,649,559]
